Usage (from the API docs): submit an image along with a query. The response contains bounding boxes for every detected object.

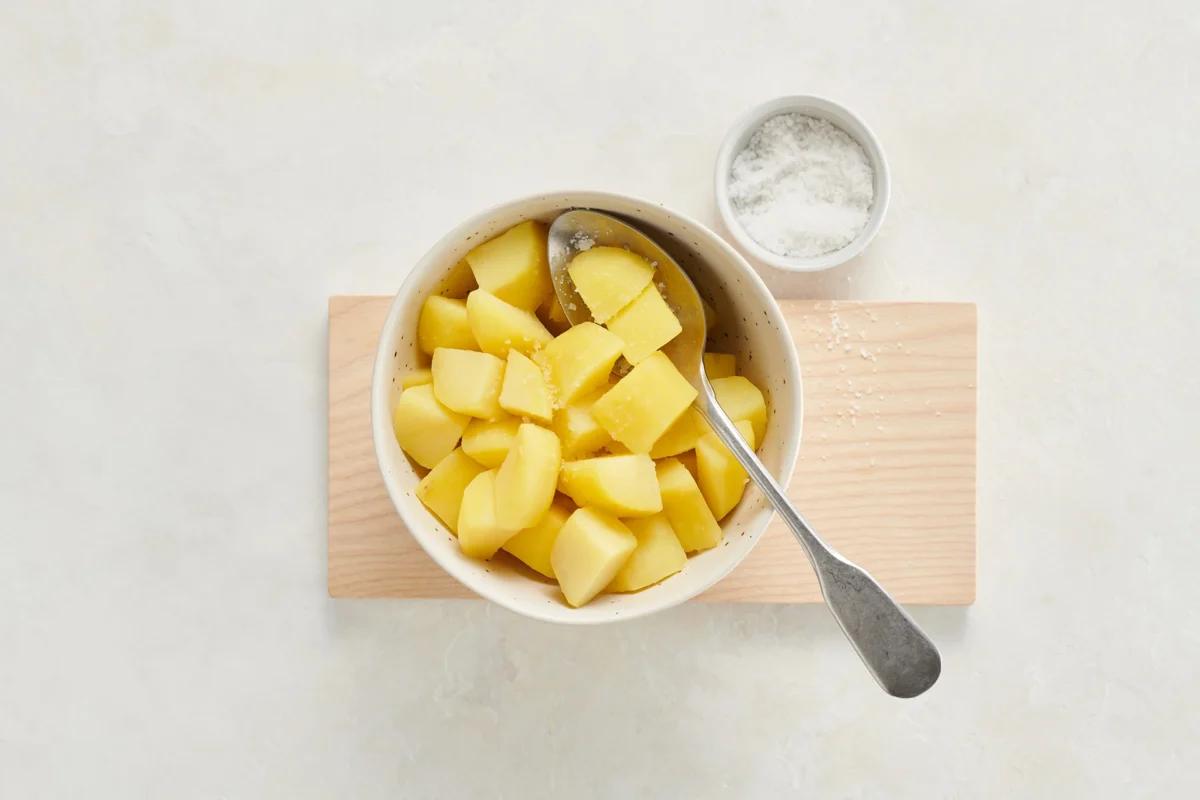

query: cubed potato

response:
[676,451,699,480]
[457,470,518,559]
[710,375,767,442]
[700,295,718,331]
[464,221,552,310]
[566,246,655,323]
[605,283,682,364]
[655,457,722,552]
[649,408,711,459]
[498,349,553,422]
[392,384,470,468]
[502,496,574,578]
[540,292,571,334]
[591,351,698,453]
[460,416,520,468]
[438,259,478,299]
[400,368,433,389]
[418,296,477,354]
[465,290,553,357]
[537,322,624,406]
[607,513,687,592]
[494,423,562,530]
[558,454,662,517]
[415,448,486,533]
[702,352,736,379]
[551,508,637,607]
[551,387,612,459]
[695,419,756,521]
[431,348,505,419]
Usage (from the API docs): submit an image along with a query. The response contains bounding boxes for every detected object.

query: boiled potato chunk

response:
[457,470,517,559]
[551,387,612,459]
[591,351,698,453]
[494,423,562,530]
[466,290,553,357]
[649,408,710,459]
[460,416,521,468]
[710,375,767,442]
[607,513,687,592]
[567,246,655,323]
[559,454,662,517]
[702,352,736,379]
[415,448,486,533]
[464,220,552,310]
[540,292,571,334]
[498,349,553,422]
[551,508,637,607]
[392,384,470,469]
[400,368,433,389]
[503,496,573,578]
[431,348,505,419]
[605,283,682,364]
[538,322,624,406]
[418,295,476,354]
[695,419,756,521]
[656,457,722,552]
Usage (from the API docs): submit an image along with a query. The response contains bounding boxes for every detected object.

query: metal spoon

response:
[548,209,941,698]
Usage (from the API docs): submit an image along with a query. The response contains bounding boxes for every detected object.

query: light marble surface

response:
[2,1,1198,797]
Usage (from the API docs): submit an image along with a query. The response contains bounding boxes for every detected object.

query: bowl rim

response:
[713,94,891,272]
[370,190,802,623]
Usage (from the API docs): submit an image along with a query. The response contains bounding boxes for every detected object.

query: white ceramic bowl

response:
[714,95,891,272]
[372,191,802,624]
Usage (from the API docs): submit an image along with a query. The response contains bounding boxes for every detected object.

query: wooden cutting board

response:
[328,297,976,604]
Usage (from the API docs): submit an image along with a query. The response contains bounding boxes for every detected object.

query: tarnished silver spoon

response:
[548,209,941,698]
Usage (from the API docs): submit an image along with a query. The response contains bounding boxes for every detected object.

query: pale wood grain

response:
[328,297,976,604]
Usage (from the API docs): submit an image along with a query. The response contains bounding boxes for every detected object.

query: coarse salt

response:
[728,113,874,258]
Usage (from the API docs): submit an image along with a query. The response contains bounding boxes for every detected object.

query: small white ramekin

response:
[714,95,891,272]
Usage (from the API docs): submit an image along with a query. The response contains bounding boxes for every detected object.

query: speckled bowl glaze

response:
[372,191,802,624]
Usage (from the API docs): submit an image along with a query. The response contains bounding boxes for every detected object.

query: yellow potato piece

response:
[558,454,662,517]
[605,283,682,364]
[537,322,624,406]
[676,451,698,480]
[607,513,687,592]
[649,408,710,459]
[551,386,612,459]
[431,348,505,419]
[460,416,521,468]
[539,292,571,334]
[400,368,433,389]
[702,352,736,379]
[695,419,756,521]
[502,496,574,579]
[494,423,562,530]
[566,246,655,323]
[415,448,486,533]
[591,351,698,453]
[498,349,553,422]
[655,457,722,552]
[464,220,552,310]
[465,290,553,357]
[418,296,477,354]
[457,470,518,559]
[710,375,767,443]
[392,383,470,469]
[551,508,637,607]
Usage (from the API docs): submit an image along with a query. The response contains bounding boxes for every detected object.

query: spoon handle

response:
[696,393,942,698]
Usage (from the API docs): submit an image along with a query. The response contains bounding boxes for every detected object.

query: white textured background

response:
[3,1,1198,797]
